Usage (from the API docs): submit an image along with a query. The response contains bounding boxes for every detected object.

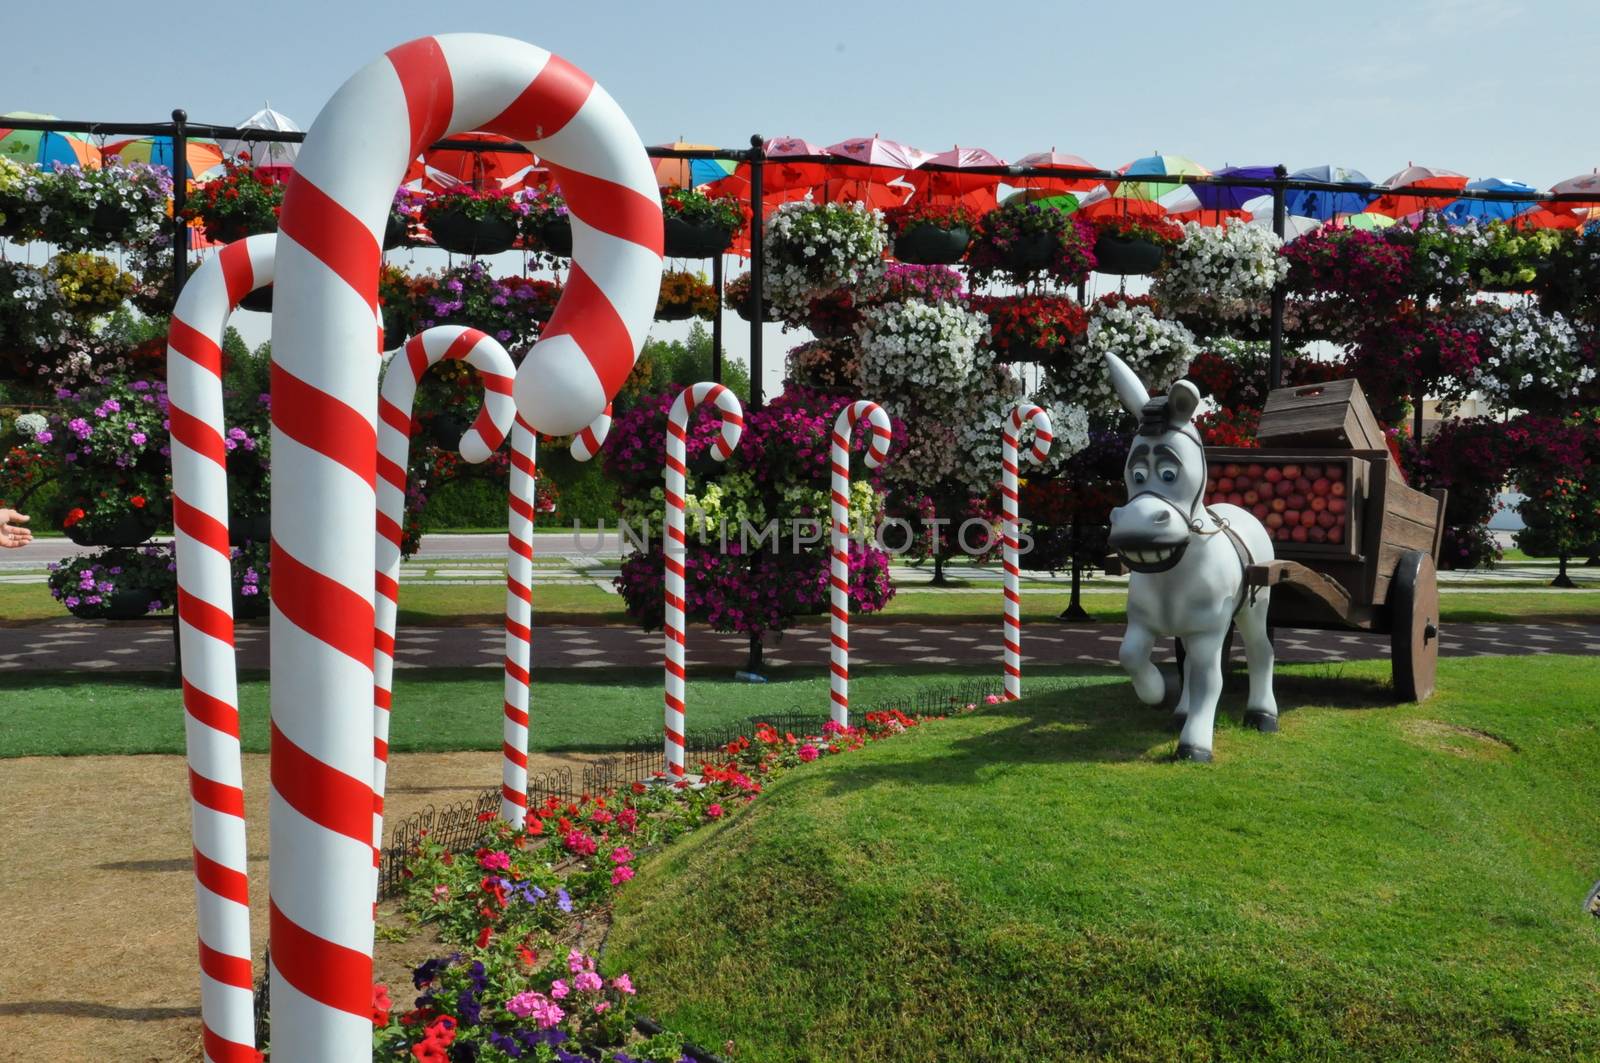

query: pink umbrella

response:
[1367,164,1468,217]
[906,146,1007,212]
[820,135,929,207]
[1549,171,1600,207]
[1012,149,1102,193]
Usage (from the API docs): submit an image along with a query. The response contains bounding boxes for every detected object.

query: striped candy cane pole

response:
[271,35,659,1056]
[828,402,892,727]
[663,384,743,777]
[372,327,515,880]
[501,404,612,827]
[166,233,275,1063]
[1001,404,1053,701]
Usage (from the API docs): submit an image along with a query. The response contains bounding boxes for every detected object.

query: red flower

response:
[476,925,492,948]
[61,507,86,529]
[371,982,393,1025]
[706,803,723,819]
[130,495,146,509]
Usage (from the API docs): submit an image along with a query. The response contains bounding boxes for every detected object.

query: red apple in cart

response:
[1287,493,1306,509]
[1223,463,1242,478]
[1227,492,1244,506]
[1305,464,1323,478]
[1275,527,1292,541]
[1310,495,1327,512]
[1217,477,1234,492]
[1246,463,1264,478]
[1327,466,1344,482]
[1309,525,1327,543]
[1234,475,1253,491]
[1291,524,1309,542]
[1264,467,1283,483]
[1328,524,1344,544]
[1312,477,1330,496]
[1266,512,1284,529]
[1282,464,1301,478]
[1252,503,1270,519]
[1271,499,1286,513]
[1299,510,1318,527]
[1244,490,1260,505]
[1328,497,1346,515]
[1294,476,1312,493]
[1317,510,1336,528]
[1256,480,1275,498]
[1331,481,1346,498]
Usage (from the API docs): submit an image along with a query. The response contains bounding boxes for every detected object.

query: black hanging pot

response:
[229,510,272,546]
[239,286,273,313]
[232,588,270,620]
[383,211,411,250]
[1000,231,1058,272]
[655,301,699,322]
[65,510,158,548]
[663,218,733,259]
[203,215,276,247]
[537,218,574,257]
[77,587,162,621]
[428,207,518,257]
[893,223,971,265]
[1093,234,1165,276]
[430,412,471,449]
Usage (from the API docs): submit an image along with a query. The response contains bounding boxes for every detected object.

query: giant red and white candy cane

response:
[372,327,515,877]
[663,384,743,776]
[1001,404,1053,701]
[828,402,892,727]
[501,405,612,826]
[167,233,275,1063]
[270,35,659,1056]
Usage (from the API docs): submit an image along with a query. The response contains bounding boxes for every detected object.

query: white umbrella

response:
[219,104,301,171]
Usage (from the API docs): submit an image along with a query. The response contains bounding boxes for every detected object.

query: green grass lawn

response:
[607,655,1600,1062]
[1,663,1079,759]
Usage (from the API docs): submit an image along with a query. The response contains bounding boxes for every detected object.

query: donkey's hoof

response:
[1243,711,1279,734]
[1167,712,1188,733]
[1175,743,1213,763]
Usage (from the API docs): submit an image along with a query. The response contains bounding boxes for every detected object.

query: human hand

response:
[0,508,32,548]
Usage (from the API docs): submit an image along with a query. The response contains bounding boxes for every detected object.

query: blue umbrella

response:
[1440,178,1539,224]
[1188,165,1277,212]
[1284,165,1374,220]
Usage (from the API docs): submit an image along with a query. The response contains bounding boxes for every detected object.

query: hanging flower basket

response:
[239,286,273,313]
[73,587,163,621]
[663,218,733,258]
[537,218,574,257]
[383,210,411,251]
[726,273,777,322]
[428,207,518,257]
[655,271,716,321]
[655,300,699,321]
[64,510,159,548]
[891,223,972,265]
[1093,233,1166,275]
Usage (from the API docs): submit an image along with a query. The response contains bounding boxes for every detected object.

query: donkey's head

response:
[1105,353,1207,573]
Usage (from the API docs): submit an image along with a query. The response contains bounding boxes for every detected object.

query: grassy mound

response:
[606,657,1600,1062]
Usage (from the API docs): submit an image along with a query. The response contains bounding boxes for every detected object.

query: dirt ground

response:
[0,750,609,1062]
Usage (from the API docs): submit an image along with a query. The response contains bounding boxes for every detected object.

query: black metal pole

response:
[1059,514,1091,621]
[747,134,765,410]
[711,252,724,385]
[170,109,189,302]
[1267,164,1287,389]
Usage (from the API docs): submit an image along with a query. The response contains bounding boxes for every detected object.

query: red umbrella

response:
[906,146,1007,212]
[1512,207,1584,230]
[1012,149,1102,194]
[1366,164,1468,217]
[702,135,829,201]
[1549,171,1600,208]
[409,132,540,193]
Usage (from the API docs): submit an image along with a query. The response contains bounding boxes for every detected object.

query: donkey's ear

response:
[1166,379,1202,426]
[1105,353,1150,419]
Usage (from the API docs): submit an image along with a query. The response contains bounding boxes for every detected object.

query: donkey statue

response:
[1104,352,1278,761]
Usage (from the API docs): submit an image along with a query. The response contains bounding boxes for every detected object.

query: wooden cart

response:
[1204,379,1447,701]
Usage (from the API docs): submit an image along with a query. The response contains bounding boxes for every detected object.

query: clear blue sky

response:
[4,0,1597,188]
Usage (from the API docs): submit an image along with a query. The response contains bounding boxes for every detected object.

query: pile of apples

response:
[1204,460,1350,546]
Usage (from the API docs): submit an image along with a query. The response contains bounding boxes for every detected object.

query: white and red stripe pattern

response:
[500,405,612,826]
[166,233,276,1063]
[827,402,892,727]
[1000,404,1054,701]
[269,35,659,1057]
[663,383,743,776]
[372,326,515,872]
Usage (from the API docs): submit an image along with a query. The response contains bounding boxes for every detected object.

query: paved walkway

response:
[5,618,1596,673]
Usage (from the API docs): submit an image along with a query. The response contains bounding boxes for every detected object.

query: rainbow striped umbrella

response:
[0,113,101,168]
[1113,153,1209,202]
[105,136,226,181]
[653,142,737,189]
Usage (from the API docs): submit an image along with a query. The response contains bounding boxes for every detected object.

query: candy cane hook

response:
[501,405,612,827]
[166,234,275,1062]
[372,326,516,892]
[828,401,892,727]
[1001,404,1053,701]
[663,383,743,777]
[271,36,660,1057]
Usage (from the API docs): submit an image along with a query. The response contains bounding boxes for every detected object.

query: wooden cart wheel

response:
[1391,549,1439,702]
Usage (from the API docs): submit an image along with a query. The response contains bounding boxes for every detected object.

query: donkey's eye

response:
[1160,469,1178,483]
[1132,470,1147,484]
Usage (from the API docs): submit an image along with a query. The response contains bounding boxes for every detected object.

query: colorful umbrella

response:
[1281,166,1374,220]
[1001,188,1080,212]
[1440,178,1539,224]
[0,113,101,168]
[1012,149,1101,193]
[1366,164,1467,217]
[1179,164,1276,214]
[819,135,929,208]
[700,136,829,202]
[105,136,225,181]
[907,146,1007,212]
[1336,212,1394,231]
[1247,212,1322,240]
[653,141,738,189]
[218,105,301,178]
[1112,153,1208,202]
[1549,171,1600,207]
